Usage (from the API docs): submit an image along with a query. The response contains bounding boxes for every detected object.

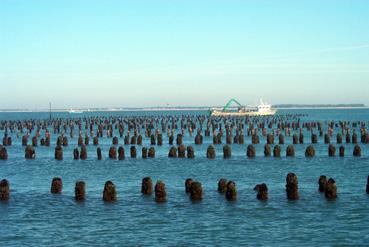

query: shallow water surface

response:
[1,109,369,246]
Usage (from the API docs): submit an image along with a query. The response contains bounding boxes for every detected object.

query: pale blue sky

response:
[1,0,369,109]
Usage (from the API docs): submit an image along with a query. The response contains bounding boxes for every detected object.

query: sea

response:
[1,108,369,246]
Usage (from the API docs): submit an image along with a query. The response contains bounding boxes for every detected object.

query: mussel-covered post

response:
[0,179,10,201]
[51,177,63,194]
[148,147,155,158]
[0,146,8,160]
[73,148,79,160]
[55,146,63,160]
[103,181,117,202]
[353,144,362,157]
[292,134,298,144]
[80,145,87,160]
[195,131,203,145]
[25,145,36,159]
[273,145,281,157]
[247,145,256,158]
[109,146,117,159]
[286,173,298,200]
[339,146,345,157]
[185,178,193,193]
[267,134,274,144]
[118,146,125,160]
[218,179,227,193]
[279,134,285,145]
[324,178,337,200]
[130,146,137,158]
[155,181,167,203]
[264,144,271,157]
[286,145,295,157]
[225,181,237,201]
[187,146,195,158]
[142,147,148,159]
[207,145,216,159]
[141,177,153,195]
[254,183,268,200]
[97,147,102,160]
[168,146,177,158]
[178,145,186,158]
[75,181,86,201]
[305,145,315,157]
[190,182,203,201]
[223,144,231,159]
[318,175,327,192]
[328,144,336,157]
[93,137,99,145]
[311,134,318,144]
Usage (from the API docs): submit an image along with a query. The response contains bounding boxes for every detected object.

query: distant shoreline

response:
[0,105,367,113]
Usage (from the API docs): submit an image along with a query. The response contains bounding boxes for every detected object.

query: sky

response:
[1,0,369,109]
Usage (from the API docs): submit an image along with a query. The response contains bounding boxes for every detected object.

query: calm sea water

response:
[1,109,369,246]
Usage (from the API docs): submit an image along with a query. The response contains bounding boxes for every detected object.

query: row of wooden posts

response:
[4,173,368,202]
[2,130,369,148]
[0,143,365,160]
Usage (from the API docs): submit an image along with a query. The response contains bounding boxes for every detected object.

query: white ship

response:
[210,99,277,117]
[68,109,84,114]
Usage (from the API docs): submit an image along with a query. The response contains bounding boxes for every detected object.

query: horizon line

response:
[0,103,366,112]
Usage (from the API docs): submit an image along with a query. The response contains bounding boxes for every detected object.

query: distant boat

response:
[210,99,277,117]
[69,109,83,114]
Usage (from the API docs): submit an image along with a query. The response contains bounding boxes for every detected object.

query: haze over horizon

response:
[1,0,369,109]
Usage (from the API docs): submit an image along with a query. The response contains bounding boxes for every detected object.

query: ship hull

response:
[211,109,277,117]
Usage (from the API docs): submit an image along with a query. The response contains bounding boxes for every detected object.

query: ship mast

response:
[49,102,52,120]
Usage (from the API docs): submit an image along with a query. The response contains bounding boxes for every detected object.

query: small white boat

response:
[210,99,277,117]
[69,109,84,114]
